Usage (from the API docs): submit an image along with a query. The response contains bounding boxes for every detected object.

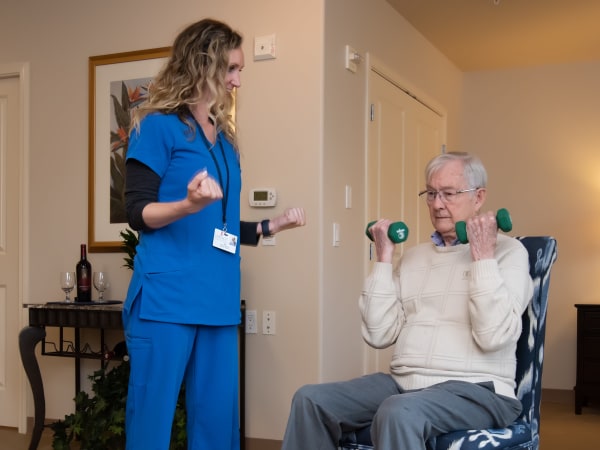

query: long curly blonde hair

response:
[131,19,242,149]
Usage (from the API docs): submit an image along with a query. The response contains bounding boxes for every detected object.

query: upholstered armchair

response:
[339,236,558,450]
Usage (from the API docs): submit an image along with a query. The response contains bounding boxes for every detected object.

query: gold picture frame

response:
[88,47,170,252]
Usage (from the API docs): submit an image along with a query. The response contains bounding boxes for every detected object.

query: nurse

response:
[123,18,305,450]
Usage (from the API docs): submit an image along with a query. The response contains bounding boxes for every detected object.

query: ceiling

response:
[385,0,600,71]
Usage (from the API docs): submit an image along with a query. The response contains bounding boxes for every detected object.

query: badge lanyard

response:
[197,120,230,231]
[209,138,230,230]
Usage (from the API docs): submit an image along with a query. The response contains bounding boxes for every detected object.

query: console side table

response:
[574,303,600,414]
[20,302,124,450]
[19,301,246,450]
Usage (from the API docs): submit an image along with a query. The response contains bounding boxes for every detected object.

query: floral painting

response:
[89,47,170,252]
[109,78,152,223]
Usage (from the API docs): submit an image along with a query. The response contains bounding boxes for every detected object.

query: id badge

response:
[213,228,238,254]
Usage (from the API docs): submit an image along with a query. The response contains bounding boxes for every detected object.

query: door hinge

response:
[370,103,375,121]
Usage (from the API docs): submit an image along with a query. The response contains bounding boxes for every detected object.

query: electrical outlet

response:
[262,310,276,335]
[245,310,257,334]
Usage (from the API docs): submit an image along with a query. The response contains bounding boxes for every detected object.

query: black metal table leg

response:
[19,326,46,450]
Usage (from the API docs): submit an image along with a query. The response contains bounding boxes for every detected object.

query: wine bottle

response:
[76,243,92,302]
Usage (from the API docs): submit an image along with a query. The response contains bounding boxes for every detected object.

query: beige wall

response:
[2,0,322,439]
[321,0,463,387]
[461,62,600,389]
[1,0,585,443]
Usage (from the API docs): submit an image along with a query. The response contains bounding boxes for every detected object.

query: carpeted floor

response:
[1,399,598,450]
[537,401,600,449]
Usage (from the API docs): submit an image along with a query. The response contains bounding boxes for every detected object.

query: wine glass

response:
[60,271,75,302]
[93,271,108,301]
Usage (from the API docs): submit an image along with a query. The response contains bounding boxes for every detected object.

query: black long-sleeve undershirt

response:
[125,159,259,246]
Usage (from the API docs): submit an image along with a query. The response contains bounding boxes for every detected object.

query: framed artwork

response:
[88,47,170,252]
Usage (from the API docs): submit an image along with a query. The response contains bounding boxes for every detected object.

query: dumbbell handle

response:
[366,221,409,244]
[455,208,512,244]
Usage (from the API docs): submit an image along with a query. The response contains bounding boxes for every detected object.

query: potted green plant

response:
[51,361,187,450]
[51,362,129,449]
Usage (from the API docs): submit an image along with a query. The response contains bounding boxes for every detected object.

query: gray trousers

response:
[280,373,522,450]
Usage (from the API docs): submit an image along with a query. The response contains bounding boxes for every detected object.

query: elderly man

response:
[281,152,533,450]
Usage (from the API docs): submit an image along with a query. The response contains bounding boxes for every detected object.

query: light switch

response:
[333,223,340,247]
[345,45,359,73]
[345,185,352,209]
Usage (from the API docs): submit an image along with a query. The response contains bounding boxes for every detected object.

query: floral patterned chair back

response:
[339,236,558,450]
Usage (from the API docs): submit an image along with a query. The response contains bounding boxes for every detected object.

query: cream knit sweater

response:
[359,234,533,399]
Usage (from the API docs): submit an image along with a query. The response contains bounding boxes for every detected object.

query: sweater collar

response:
[431,231,461,247]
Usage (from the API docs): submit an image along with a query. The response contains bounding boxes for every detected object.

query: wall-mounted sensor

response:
[249,188,277,207]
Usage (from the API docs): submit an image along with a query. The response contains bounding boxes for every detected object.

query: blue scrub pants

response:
[123,295,240,450]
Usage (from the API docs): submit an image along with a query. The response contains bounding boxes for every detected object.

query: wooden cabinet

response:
[574,304,600,414]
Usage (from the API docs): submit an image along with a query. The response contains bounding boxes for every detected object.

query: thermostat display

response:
[249,188,277,207]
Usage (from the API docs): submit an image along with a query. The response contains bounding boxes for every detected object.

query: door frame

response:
[367,54,446,122]
[0,62,30,434]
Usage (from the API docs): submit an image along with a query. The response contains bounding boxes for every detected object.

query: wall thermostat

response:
[249,188,277,207]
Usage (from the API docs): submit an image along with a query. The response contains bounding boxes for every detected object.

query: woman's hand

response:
[140,170,223,229]
[185,170,223,214]
[269,208,307,234]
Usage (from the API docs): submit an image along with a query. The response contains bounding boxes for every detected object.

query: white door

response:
[365,68,444,373]
[0,72,23,427]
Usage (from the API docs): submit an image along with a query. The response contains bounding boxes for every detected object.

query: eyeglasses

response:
[418,188,478,204]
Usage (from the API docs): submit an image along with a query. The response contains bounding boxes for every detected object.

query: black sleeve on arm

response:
[127,159,260,240]
[240,221,260,246]
[125,159,161,231]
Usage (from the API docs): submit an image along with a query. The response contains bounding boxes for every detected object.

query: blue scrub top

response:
[124,113,242,326]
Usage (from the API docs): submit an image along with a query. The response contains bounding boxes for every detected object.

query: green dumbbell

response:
[366,221,409,244]
[455,208,512,244]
